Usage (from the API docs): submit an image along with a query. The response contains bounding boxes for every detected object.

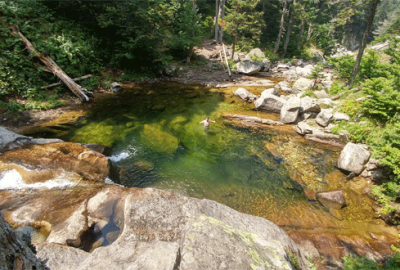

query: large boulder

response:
[333,112,351,122]
[236,61,263,75]
[233,87,258,102]
[316,110,333,127]
[300,96,321,114]
[292,77,314,94]
[337,143,371,175]
[2,186,310,270]
[260,88,279,97]
[254,94,286,113]
[280,96,301,124]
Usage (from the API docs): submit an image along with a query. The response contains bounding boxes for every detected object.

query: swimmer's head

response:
[206,116,209,120]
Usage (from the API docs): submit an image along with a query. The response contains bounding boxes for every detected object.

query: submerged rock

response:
[233,87,258,102]
[140,124,179,154]
[316,190,346,210]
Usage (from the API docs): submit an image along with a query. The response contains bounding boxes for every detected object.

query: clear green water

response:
[33,83,374,227]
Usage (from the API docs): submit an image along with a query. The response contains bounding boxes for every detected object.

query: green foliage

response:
[225,0,264,52]
[342,255,380,270]
[307,62,325,79]
[329,81,349,96]
[301,89,317,98]
[0,0,102,98]
[343,245,400,270]
[328,54,356,80]
[361,77,400,123]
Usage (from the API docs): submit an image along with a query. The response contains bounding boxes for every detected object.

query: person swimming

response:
[199,116,216,128]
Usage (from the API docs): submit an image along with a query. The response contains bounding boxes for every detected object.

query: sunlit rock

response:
[292,77,314,94]
[280,96,301,124]
[316,110,333,127]
[233,87,258,102]
[254,94,286,113]
[337,143,371,175]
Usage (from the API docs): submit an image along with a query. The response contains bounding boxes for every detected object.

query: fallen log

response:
[10,26,91,102]
[304,134,345,148]
[41,74,92,90]
[223,114,284,126]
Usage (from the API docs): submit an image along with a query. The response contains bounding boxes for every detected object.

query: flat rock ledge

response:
[2,186,309,270]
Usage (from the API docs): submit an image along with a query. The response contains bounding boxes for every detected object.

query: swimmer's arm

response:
[199,120,205,124]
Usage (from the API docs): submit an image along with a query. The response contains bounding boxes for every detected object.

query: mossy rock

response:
[140,123,179,154]
[134,160,155,172]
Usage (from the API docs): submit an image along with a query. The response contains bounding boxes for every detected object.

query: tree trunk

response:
[214,0,220,41]
[274,0,287,54]
[282,0,296,58]
[218,0,225,43]
[186,0,197,63]
[306,22,313,41]
[348,0,380,88]
[10,26,91,102]
[297,18,305,50]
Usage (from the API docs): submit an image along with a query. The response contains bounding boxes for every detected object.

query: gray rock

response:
[247,48,266,59]
[318,98,337,107]
[277,63,290,71]
[282,67,298,79]
[233,87,258,102]
[316,110,333,127]
[333,112,350,122]
[337,142,371,175]
[300,96,321,113]
[109,82,122,93]
[292,77,314,94]
[314,90,329,99]
[37,188,310,270]
[302,112,319,120]
[0,126,28,146]
[260,88,279,97]
[254,94,286,113]
[280,96,301,124]
[294,122,313,135]
[237,61,263,74]
[321,80,333,89]
[277,81,293,93]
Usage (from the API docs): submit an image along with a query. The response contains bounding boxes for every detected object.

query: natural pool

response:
[28,82,379,229]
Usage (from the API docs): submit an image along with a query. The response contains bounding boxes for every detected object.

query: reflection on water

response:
[32,83,379,229]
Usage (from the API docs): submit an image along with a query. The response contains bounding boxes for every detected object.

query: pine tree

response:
[224,0,264,58]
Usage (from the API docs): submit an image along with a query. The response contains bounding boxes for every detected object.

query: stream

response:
[25,82,385,233]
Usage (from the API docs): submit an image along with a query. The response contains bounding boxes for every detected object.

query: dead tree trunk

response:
[10,26,91,102]
[274,0,287,54]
